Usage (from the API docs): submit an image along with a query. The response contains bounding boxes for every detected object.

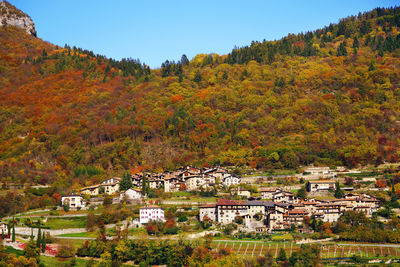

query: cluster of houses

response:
[61,166,239,209]
[131,166,240,192]
[199,188,380,232]
[59,166,382,233]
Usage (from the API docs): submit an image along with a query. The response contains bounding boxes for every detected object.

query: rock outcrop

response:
[0,1,36,36]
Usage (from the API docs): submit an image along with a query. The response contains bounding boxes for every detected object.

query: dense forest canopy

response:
[0,6,399,191]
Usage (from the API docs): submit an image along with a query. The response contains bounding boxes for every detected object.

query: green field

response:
[39,256,88,267]
[57,232,96,238]
[44,217,87,229]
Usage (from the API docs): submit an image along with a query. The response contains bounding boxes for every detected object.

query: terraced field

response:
[211,240,400,259]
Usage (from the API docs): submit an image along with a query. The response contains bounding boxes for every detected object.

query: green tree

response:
[41,231,46,253]
[36,223,41,249]
[142,176,147,196]
[337,41,347,56]
[288,244,321,266]
[277,248,287,262]
[193,70,202,84]
[119,172,133,191]
[334,182,344,198]
[23,239,40,262]
[63,202,70,212]
[11,218,15,242]
[296,186,307,199]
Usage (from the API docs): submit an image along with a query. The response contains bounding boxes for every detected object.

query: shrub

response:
[56,243,75,258]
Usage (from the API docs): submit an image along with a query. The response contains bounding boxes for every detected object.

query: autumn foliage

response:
[0,6,399,192]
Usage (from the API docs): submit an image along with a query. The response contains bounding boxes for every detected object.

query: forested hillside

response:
[0,6,399,190]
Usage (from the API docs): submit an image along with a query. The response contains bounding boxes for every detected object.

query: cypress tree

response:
[12,218,15,242]
[1,229,4,239]
[41,232,46,253]
[30,227,34,240]
[36,223,42,248]
[142,176,147,196]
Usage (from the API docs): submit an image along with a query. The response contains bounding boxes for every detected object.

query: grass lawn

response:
[172,191,192,197]
[39,256,88,267]
[5,246,24,256]
[169,197,217,202]
[44,217,87,229]
[57,232,96,238]
[271,233,293,241]
[53,238,88,249]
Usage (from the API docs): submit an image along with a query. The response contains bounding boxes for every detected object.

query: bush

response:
[234,216,243,224]
[63,203,70,212]
[223,224,236,236]
[56,243,75,258]
[177,215,188,222]
[103,196,113,206]
[165,227,179,235]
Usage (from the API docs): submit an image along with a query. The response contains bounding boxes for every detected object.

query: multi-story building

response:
[260,188,281,199]
[199,204,217,221]
[61,194,85,209]
[139,206,165,224]
[222,174,241,187]
[120,188,142,201]
[307,180,336,192]
[231,188,251,198]
[81,184,100,196]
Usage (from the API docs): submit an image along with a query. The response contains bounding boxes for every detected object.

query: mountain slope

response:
[0,4,399,189]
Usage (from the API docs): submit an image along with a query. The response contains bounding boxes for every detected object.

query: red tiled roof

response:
[288,209,308,214]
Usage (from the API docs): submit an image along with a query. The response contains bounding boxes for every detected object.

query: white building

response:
[199,204,217,221]
[231,188,251,198]
[222,174,241,187]
[260,188,281,199]
[81,184,100,196]
[139,206,165,224]
[61,194,85,209]
[120,188,142,201]
[307,180,336,192]
[303,166,330,175]
[185,175,215,191]
[0,222,7,233]
[101,177,121,195]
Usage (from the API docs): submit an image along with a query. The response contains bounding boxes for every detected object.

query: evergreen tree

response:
[41,232,46,253]
[142,176,147,196]
[277,248,287,261]
[193,70,202,84]
[296,186,307,199]
[353,36,359,49]
[120,172,133,191]
[1,229,4,239]
[12,218,15,242]
[337,41,347,56]
[36,223,42,248]
[334,182,344,198]
[180,54,189,66]
[30,227,34,240]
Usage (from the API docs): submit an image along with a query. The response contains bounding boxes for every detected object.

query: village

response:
[57,165,384,231]
[1,163,400,266]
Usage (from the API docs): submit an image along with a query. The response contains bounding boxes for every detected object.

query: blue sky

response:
[10,0,399,68]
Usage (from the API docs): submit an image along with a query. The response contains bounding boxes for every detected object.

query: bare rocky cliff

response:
[0,1,36,36]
